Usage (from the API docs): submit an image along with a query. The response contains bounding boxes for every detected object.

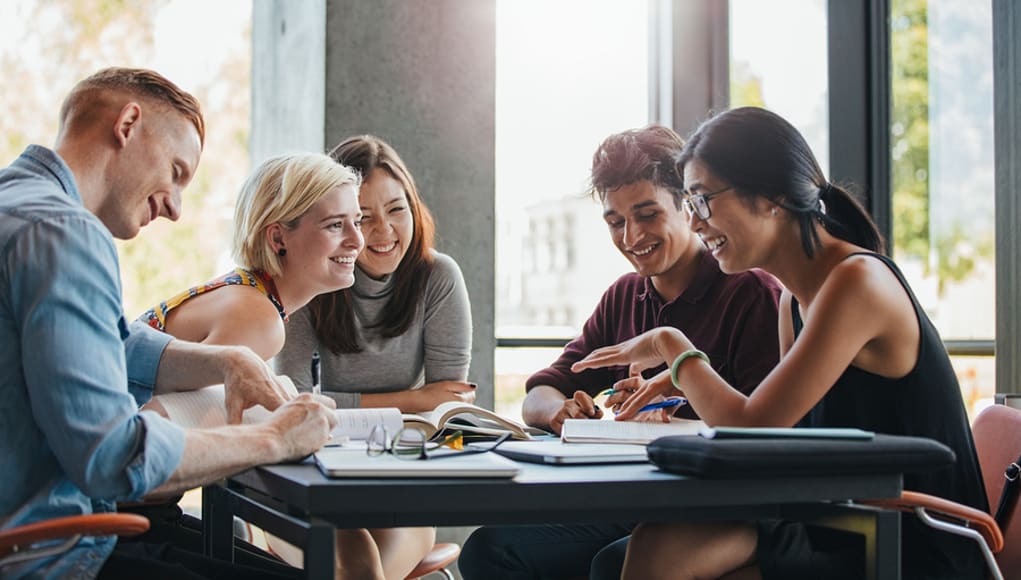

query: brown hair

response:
[589,124,686,209]
[59,67,205,147]
[310,135,436,353]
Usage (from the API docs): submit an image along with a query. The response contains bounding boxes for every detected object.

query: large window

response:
[729,0,829,173]
[0,0,251,318]
[494,0,649,420]
[889,0,995,415]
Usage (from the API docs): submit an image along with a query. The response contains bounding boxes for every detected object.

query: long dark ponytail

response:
[679,107,884,257]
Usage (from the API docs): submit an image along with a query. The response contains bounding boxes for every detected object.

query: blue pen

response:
[636,396,687,413]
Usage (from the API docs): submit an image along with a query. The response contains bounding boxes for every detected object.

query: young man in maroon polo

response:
[460,125,783,580]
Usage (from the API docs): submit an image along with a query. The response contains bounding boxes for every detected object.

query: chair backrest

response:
[972,404,1021,575]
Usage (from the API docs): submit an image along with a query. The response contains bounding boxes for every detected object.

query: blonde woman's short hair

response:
[232,153,360,277]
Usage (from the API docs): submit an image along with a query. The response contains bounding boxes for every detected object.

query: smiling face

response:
[102,111,201,240]
[683,158,777,274]
[602,180,702,293]
[276,184,364,294]
[356,168,414,279]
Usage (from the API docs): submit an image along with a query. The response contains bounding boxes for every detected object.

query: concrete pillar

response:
[253,0,497,410]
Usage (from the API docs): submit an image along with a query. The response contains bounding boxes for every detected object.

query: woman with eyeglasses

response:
[572,107,986,580]
[274,135,473,579]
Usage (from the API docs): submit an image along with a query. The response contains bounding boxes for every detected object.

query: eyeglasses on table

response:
[366,425,511,460]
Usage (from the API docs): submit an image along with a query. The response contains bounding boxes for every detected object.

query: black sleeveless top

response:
[793,253,986,579]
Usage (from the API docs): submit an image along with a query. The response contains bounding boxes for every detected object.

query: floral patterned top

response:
[138,267,287,332]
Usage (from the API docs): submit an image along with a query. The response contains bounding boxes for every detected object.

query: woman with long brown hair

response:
[275,134,474,579]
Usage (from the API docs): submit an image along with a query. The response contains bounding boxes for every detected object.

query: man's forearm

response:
[153,340,253,394]
[521,386,567,430]
[149,423,282,496]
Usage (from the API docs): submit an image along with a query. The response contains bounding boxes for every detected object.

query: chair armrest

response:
[0,513,150,557]
[862,490,1003,552]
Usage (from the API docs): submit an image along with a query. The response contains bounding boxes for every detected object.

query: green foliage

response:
[890,0,930,268]
[730,60,766,109]
[891,0,992,291]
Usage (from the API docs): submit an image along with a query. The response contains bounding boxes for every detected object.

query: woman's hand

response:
[409,380,477,412]
[610,370,679,422]
[571,327,690,378]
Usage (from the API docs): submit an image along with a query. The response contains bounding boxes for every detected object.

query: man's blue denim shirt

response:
[0,146,186,578]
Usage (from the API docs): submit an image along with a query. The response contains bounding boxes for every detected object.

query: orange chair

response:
[862,404,1021,580]
[0,513,150,569]
[405,542,460,580]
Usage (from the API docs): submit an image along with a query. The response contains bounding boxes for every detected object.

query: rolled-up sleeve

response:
[8,215,185,499]
[125,320,173,404]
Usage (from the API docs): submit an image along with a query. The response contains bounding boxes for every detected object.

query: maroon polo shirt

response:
[526,250,782,418]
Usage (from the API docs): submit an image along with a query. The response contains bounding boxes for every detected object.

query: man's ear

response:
[113,102,142,148]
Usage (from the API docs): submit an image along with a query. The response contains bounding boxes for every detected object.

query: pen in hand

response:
[311,351,321,396]
[618,396,687,415]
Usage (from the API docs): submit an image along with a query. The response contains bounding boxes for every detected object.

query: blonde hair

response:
[232,153,361,277]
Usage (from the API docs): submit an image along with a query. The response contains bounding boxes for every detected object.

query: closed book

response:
[560,418,704,445]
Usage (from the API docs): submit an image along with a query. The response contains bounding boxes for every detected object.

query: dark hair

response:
[589,124,686,208]
[679,107,884,257]
[60,67,205,147]
[309,135,436,354]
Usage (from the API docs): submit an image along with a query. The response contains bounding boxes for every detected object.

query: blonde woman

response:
[140,153,397,579]
[140,153,363,359]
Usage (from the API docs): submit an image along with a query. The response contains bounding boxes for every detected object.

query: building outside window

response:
[494,0,649,420]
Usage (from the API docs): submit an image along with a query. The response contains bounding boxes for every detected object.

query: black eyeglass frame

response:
[682,185,734,220]
[366,425,511,461]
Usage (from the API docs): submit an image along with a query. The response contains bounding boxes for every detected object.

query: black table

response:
[203,460,903,580]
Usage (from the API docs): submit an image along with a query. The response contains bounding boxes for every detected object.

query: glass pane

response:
[952,356,996,421]
[729,0,829,174]
[0,0,251,318]
[889,0,994,342]
[890,0,995,412]
[494,1,649,411]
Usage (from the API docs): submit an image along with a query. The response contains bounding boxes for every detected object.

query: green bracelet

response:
[669,349,710,390]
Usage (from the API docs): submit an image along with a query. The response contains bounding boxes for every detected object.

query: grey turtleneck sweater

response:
[273,251,472,408]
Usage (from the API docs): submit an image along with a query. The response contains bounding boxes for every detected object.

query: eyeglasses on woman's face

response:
[366,425,510,460]
[682,185,734,221]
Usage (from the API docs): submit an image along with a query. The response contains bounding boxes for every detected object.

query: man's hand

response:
[152,393,339,495]
[264,393,339,461]
[221,347,294,424]
[548,390,604,435]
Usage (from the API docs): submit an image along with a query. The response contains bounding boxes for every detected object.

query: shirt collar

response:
[637,249,720,306]
[17,145,83,205]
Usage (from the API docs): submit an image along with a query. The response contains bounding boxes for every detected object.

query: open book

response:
[150,384,402,442]
[402,401,541,441]
[561,418,705,445]
[151,386,538,442]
